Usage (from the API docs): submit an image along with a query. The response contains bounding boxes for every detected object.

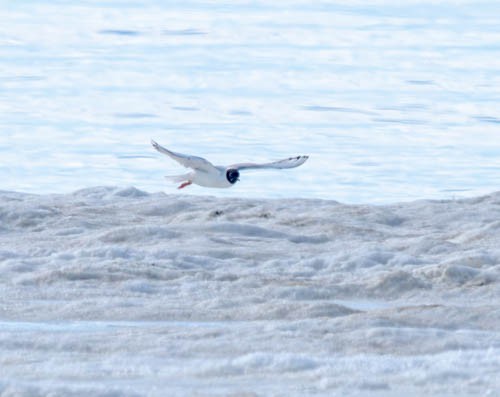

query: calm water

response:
[1,0,500,203]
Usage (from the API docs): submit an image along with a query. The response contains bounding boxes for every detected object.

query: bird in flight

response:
[151,140,308,189]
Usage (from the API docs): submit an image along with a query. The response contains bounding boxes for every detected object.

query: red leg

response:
[178,181,192,189]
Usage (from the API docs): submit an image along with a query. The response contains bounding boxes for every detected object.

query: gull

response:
[151,140,308,189]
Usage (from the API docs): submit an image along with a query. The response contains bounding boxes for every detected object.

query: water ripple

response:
[163,28,206,36]
[303,105,376,115]
[474,116,500,124]
[99,29,141,36]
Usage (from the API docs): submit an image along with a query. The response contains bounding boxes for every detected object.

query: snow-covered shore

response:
[1,187,499,396]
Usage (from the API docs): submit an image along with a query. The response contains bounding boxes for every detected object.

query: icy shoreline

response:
[1,187,499,396]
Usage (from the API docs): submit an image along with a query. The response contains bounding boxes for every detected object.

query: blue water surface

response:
[1,0,500,203]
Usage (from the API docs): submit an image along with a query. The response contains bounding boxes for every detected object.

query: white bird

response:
[151,140,308,189]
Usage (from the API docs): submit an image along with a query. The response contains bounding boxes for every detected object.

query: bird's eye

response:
[226,169,240,184]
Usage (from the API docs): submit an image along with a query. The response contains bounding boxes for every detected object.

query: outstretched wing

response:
[151,140,217,172]
[229,155,309,171]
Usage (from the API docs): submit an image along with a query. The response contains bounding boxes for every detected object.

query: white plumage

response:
[151,140,308,189]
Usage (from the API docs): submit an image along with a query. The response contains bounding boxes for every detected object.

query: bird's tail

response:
[164,173,191,183]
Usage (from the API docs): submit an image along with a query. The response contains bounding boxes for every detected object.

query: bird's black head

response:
[226,169,240,184]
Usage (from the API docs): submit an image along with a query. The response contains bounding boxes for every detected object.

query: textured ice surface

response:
[1,187,499,396]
